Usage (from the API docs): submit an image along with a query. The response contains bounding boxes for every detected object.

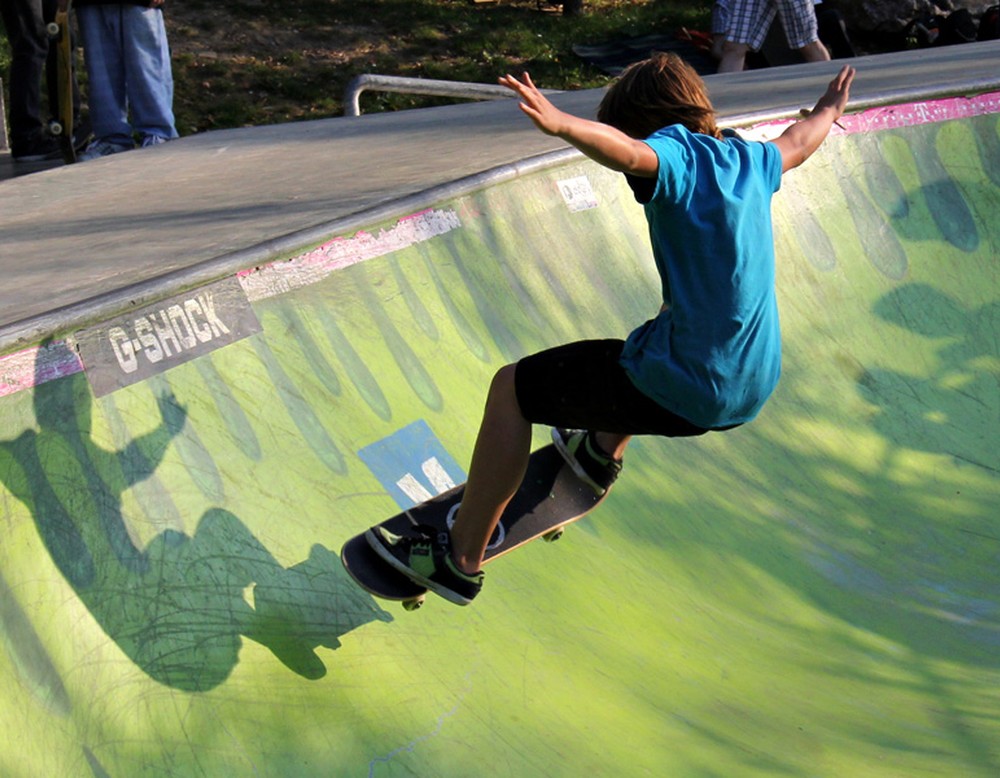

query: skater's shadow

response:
[0,340,390,692]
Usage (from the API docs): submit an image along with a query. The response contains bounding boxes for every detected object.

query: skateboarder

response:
[368,54,855,606]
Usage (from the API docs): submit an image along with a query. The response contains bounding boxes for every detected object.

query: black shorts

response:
[514,339,727,438]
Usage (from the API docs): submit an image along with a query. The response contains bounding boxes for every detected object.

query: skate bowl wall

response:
[0,98,998,774]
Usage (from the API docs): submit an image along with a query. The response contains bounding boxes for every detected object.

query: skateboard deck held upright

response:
[46,0,76,163]
[341,443,607,609]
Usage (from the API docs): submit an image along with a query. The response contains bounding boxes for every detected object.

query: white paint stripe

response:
[396,473,433,504]
[740,90,1000,141]
[421,457,456,494]
[0,341,83,398]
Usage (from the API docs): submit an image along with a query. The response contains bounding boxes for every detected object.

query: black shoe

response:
[12,132,62,163]
[366,523,483,606]
[552,428,622,495]
[72,117,93,152]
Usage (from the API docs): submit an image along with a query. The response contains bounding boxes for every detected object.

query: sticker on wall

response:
[75,276,261,397]
[358,420,466,510]
[556,175,599,212]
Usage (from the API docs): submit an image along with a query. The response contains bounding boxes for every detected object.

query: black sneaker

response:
[72,117,94,152]
[552,428,622,495]
[12,132,62,163]
[366,523,483,606]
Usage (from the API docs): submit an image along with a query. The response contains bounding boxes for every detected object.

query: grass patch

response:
[2,1,712,136]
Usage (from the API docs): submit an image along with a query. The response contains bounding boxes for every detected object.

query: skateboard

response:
[341,443,607,610]
[46,0,76,163]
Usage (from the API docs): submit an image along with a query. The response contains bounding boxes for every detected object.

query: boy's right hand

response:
[499,72,566,136]
[500,71,659,177]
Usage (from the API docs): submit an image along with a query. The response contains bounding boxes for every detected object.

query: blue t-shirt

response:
[619,125,783,428]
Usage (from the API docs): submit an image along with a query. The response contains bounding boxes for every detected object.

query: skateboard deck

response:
[341,443,606,609]
[46,0,76,163]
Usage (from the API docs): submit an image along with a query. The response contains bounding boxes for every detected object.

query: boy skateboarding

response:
[368,54,856,605]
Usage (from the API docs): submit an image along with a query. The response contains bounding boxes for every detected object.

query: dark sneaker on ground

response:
[73,119,94,153]
[12,132,62,163]
[366,523,483,606]
[551,428,622,496]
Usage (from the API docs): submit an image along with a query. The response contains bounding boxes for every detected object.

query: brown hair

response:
[597,52,721,140]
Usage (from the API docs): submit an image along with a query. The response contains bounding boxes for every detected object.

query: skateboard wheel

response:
[46,22,59,38]
[543,528,564,542]
[402,596,425,611]
[47,120,64,137]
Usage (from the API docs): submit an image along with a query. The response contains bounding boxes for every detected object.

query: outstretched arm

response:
[499,72,659,177]
[773,65,856,172]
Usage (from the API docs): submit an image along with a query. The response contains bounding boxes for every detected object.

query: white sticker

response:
[557,175,599,212]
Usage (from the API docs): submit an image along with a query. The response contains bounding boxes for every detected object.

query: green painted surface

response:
[0,110,998,777]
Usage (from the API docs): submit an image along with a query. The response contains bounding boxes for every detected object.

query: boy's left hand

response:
[814,65,855,120]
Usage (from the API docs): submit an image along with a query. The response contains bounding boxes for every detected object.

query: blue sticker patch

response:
[358,420,466,509]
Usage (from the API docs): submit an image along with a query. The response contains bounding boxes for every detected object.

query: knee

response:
[489,363,518,398]
[721,40,749,57]
[718,40,750,71]
[486,364,522,414]
[798,40,831,61]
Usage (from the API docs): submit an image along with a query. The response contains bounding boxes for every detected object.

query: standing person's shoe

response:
[11,132,62,163]
[72,118,94,153]
[78,138,134,161]
[366,522,484,606]
[140,134,169,149]
[552,428,623,495]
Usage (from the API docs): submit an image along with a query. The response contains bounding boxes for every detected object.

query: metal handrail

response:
[343,73,560,116]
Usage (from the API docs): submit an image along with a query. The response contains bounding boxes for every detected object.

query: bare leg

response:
[449,363,636,574]
[711,34,726,61]
[594,431,631,460]
[718,40,750,73]
[450,364,531,574]
[798,40,831,62]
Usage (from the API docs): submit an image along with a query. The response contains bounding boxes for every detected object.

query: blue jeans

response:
[77,4,178,146]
